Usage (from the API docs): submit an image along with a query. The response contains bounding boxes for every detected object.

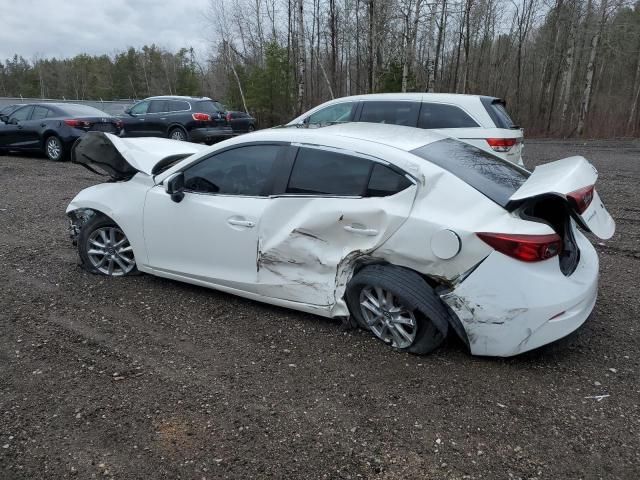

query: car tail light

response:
[64,119,91,128]
[115,120,123,129]
[226,112,232,123]
[567,185,594,214]
[192,113,211,121]
[476,232,562,262]
[486,138,517,152]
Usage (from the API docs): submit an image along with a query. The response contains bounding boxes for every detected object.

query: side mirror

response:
[0,114,7,123]
[165,172,185,203]
[124,107,132,115]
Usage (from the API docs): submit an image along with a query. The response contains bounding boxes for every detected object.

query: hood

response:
[72,132,207,179]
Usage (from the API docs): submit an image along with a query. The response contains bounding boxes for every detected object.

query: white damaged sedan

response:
[66,124,615,357]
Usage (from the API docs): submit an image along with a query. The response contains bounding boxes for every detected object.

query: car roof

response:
[317,92,496,103]
[236,122,447,152]
[146,96,212,101]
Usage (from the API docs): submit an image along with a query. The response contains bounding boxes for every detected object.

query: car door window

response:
[130,101,149,115]
[183,145,280,196]
[31,106,50,121]
[367,164,412,197]
[147,100,168,114]
[168,100,190,112]
[359,101,420,127]
[10,106,33,122]
[306,102,355,124]
[286,148,372,196]
[418,103,479,129]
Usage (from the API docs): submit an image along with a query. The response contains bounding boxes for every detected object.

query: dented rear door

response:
[256,145,417,306]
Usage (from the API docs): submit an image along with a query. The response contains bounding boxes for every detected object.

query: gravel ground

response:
[0,140,639,480]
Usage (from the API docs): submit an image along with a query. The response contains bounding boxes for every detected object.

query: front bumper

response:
[441,230,599,357]
[189,127,235,142]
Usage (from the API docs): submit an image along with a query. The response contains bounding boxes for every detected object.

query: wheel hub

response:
[358,286,417,349]
[86,226,136,276]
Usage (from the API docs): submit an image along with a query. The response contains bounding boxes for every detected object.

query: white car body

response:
[67,125,614,356]
[287,93,525,166]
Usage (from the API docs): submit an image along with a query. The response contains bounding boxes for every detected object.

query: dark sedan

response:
[0,103,123,161]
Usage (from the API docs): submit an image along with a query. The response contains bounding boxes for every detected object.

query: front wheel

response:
[78,215,137,276]
[45,135,64,161]
[346,265,448,355]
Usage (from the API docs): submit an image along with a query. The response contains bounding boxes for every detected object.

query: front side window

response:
[183,145,280,196]
[359,101,420,127]
[306,102,354,125]
[130,101,149,115]
[418,103,479,129]
[10,106,33,122]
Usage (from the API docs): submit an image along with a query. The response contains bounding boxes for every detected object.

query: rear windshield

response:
[59,104,109,117]
[411,139,529,207]
[195,100,225,113]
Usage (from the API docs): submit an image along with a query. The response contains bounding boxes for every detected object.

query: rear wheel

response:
[346,265,448,355]
[169,127,187,141]
[78,215,137,276]
[45,135,64,161]
[247,124,255,132]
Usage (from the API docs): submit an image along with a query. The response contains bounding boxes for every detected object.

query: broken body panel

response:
[66,124,614,357]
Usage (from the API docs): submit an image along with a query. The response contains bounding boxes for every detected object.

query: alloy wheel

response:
[86,226,135,276]
[46,137,62,160]
[170,129,186,141]
[359,286,417,349]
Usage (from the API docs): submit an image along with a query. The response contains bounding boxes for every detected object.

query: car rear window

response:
[359,101,420,127]
[411,139,529,207]
[418,103,479,129]
[59,104,109,117]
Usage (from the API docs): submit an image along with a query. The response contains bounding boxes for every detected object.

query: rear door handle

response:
[227,218,255,228]
[344,225,378,236]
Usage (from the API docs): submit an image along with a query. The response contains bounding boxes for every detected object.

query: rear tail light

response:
[64,119,91,128]
[486,138,518,152]
[226,112,232,123]
[567,185,594,214]
[115,120,123,129]
[192,113,211,121]
[477,232,562,262]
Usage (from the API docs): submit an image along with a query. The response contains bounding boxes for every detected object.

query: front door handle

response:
[227,218,255,228]
[344,225,378,236]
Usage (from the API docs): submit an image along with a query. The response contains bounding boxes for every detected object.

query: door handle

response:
[227,218,255,228]
[344,225,378,236]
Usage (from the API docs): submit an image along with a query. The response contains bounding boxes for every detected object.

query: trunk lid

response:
[71,132,206,180]
[509,156,615,239]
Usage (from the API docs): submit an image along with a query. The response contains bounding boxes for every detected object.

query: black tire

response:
[44,135,65,161]
[247,124,255,132]
[78,215,138,276]
[168,127,187,142]
[346,265,449,355]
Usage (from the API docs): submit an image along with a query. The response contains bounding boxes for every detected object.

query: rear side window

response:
[168,100,190,112]
[31,106,50,120]
[148,100,168,113]
[418,103,479,129]
[411,139,529,207]
[367,164,412,197]
[481,98,517,128]
[359,101,420,127]
[287,148,371,196]
[183,145,280,196]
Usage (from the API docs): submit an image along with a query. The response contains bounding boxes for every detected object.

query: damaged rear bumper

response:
[440,231,599,357]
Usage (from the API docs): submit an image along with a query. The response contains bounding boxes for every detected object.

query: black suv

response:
[120,96,234,144]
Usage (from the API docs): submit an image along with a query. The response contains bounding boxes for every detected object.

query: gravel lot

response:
[1,140,639,479]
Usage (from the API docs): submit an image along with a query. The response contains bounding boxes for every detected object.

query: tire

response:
[346,265,448,355]
[168,127,187,141]
[78,215,138,276]
[44,135,65,161]
[247,124,255,132]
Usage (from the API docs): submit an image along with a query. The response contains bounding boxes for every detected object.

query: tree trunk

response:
[560,8,578,126]
[296,0,306,114]
[626,47,640,135]
[368,0,376,93]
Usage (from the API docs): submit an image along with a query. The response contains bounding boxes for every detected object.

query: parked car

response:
[0,103,123,161]
[67,124,614,357]
[288,93,525,166]
[120,96,234,144]
[224,109,257,133]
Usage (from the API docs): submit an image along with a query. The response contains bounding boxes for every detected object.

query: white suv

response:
[287,93,525,166]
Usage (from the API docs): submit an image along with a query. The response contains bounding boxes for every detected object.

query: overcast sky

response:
[0,0,212,61]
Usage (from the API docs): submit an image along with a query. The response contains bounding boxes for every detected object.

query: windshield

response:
[411,139,530,207]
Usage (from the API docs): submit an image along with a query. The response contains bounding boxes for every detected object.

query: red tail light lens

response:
[64,119,90,128]
[567,185,594,214]
[477,232,562,262]
[486,138,517,152]
[115,120,123,129]
[192,113,211,121]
